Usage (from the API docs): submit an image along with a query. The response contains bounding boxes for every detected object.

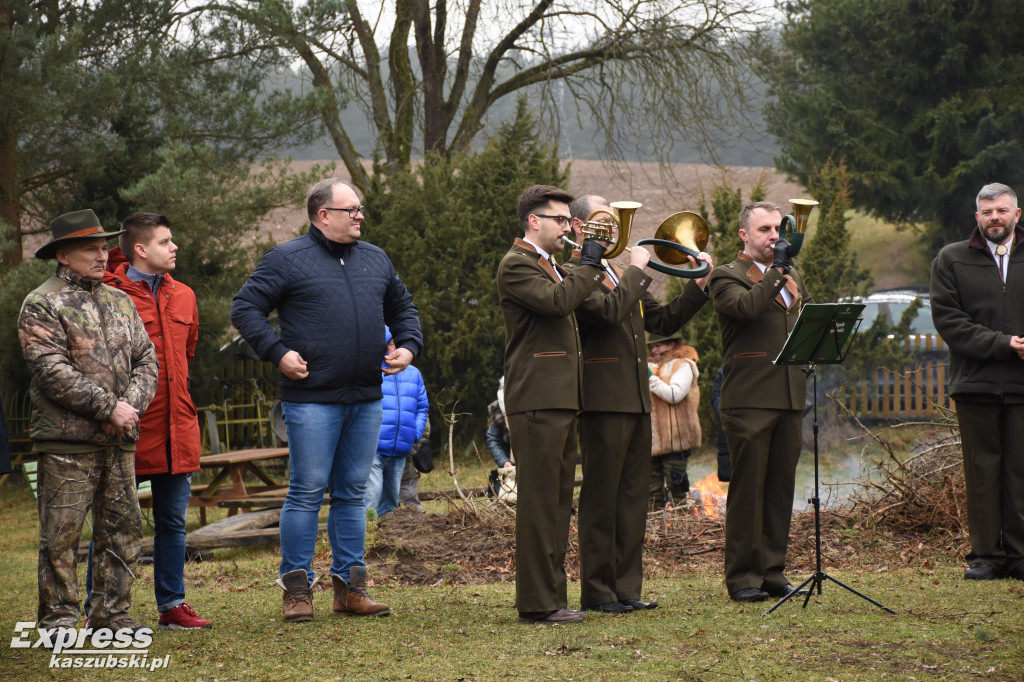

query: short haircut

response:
[306,178,347,222]
[568,194,608,221]
[120,212,171,264]
[517,185,574,228]
[976,183,1018,211]
[738,201,783,232]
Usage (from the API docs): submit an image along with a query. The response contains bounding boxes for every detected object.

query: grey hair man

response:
[930,182,1024,582]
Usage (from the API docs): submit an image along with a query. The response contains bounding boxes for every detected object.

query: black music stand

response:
[763,303,896,616]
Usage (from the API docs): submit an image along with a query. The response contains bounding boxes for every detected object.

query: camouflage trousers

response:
[36,447,142,629]
[649,450,690,510]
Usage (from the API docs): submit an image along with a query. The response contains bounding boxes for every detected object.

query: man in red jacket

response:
[93,212,211,629]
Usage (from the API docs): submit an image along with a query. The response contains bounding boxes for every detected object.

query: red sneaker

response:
[158,603,212,630]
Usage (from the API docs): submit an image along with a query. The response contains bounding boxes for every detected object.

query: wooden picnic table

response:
[191,447,289,524]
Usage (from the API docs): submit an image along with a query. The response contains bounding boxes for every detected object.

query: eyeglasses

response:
[323,205,365,218]
[533,213,572,228]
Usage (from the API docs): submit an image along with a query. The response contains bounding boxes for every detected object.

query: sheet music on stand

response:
[774,303,866,366]
[763,299,895,616]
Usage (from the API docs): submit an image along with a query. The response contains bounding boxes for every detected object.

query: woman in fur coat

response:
[647,332,702,509]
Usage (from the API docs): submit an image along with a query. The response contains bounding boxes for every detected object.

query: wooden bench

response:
[191,447,289,524]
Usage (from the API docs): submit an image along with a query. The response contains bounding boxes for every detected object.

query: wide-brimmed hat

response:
[646,329,685,345]
[35,209,124,260]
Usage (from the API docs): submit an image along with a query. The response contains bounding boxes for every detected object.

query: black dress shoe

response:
[1006,564,1024,581]
[729,588,770,603]
[518,609,586,624]
[964,563,1000,580]
[766,584,809,598]
[581,601,633,614]
[619,599,658,610]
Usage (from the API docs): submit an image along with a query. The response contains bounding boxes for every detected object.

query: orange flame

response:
[691,473,728,518]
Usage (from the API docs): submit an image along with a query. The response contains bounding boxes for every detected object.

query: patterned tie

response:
[997,244,1008,282]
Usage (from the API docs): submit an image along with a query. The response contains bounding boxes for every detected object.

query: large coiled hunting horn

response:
[635,211,710,278]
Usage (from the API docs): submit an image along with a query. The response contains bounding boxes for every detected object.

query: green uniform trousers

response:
[508,409,579,614]
[955,399,1024,573]
[721,407,802,594]
[578,411,651,606]
[37,447,142,628]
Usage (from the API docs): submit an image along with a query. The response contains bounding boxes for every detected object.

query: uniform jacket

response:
[18,264,159,450]
[708,254,811,411]
[497,238,604,414]
[930,223,1024,399]
[104,248,202,475]
[566,257,709,413]
[649,345,702,455]
[377,329,429,457]
[231,225,422,404]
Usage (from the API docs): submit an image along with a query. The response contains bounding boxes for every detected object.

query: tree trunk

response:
[0,131,22,268]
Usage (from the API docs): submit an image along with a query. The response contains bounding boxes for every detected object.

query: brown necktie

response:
[997,244,1008,282]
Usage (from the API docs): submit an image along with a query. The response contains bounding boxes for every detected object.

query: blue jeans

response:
[147,472,192,611]
[280,400,383,584]
[85,472,192,613]
[364,453,407,517]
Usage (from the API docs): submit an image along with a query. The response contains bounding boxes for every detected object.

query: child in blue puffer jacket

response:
[364,327,429,517]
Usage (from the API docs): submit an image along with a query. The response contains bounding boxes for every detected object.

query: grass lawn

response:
[2,464,1022,681]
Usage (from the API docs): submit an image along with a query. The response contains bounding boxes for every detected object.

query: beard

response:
[982,219,1014,244]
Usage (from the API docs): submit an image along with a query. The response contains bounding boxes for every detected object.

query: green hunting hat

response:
[35,209,124,260]
[646,329,685,345]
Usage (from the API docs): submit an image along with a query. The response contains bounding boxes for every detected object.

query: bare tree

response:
[189,0,769,194]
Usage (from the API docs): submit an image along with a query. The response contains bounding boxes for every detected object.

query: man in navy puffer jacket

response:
[364,327,429,517]
[232,179,422,622]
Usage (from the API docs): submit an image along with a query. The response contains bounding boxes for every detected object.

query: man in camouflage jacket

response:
[18,209,158,633]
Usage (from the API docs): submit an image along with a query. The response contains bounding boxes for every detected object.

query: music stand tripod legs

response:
[763,364,895,616]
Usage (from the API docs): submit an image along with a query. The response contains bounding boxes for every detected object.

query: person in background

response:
[647,331,702,510]
[19,209,158,633]
[399,422,431,512]
[485,377,513,469]
[930,182,1024,582]
[365,327,429,518]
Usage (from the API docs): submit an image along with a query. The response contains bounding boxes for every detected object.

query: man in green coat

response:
[708,201,811,603]
[497,185,607,624]
[930,182,1024,582]
[565,194,713,614]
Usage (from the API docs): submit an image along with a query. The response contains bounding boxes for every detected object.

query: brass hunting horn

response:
[561,200,642,258]
[562,202,710,278]
[635,211,710,278]
[779,198,818,258]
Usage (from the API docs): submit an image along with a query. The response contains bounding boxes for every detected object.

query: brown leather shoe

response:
[517,608,586,625]
[278,569,314,622]
[332,567,390,616]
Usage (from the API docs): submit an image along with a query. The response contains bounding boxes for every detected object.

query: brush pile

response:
[838,403,969,559]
